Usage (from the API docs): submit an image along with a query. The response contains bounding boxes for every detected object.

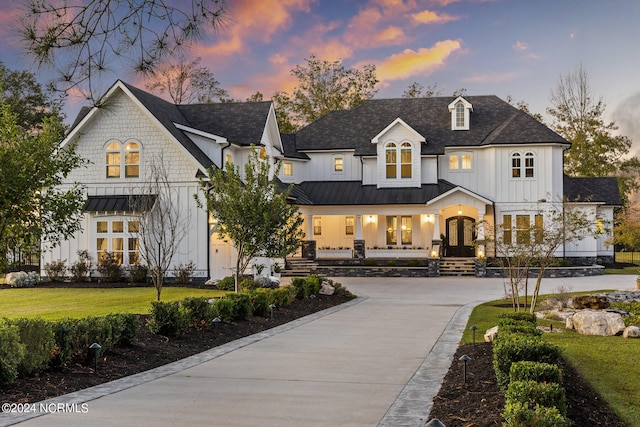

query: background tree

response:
[145,56,229,104]
[0,62,65,131]
[130,157,189,301]
[610,202,640,252]
[402,81,467,99]
[19,0,228,103]
[0,105,85,270]
[548,65,640,203]
[273,55,378,132]
[197,147,304,292]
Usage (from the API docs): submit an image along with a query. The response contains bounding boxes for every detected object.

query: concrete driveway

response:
[2,275,633,427]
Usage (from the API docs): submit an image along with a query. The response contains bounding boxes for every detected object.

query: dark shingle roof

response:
[293,96,568,156]
[289,180,456,205]
[563,176,622,206]
[280,134,310,160]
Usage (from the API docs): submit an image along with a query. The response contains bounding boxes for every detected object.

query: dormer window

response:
[385,142,413,179]
[448,96,473,130]
[106,140,140,178]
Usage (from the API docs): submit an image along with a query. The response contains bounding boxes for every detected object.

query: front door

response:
[445,216,476,257]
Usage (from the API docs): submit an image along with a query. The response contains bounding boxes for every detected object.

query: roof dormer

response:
[448,96,473,131]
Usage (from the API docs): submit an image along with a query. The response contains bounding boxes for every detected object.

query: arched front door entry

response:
[445,216,476,257]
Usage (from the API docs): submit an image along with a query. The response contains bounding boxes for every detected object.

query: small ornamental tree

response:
[197,147,304,292]
[487,197,598,312]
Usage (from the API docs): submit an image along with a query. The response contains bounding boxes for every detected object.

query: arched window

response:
[106,142,121,178]
[455,102,465,128]
[525,152,534,178]
[385,142,397,179]
[106,140,141,178]
[124,142,140,178]
[511,153,521,178]
[400,142,412,178]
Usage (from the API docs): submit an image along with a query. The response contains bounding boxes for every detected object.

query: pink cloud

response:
[376,40,462,81]
[412,9,460,24]
[464,72,518,83]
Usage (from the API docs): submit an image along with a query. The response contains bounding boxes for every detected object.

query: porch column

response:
[353,214,365,259]
[306,214,313,240]
[355,214,363,239]
[302,214,316,260]
[477,213,485,257]
[432,213,442,257]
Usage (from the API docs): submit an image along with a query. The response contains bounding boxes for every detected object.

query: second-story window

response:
[385,142,412,179]
[334,157,343,172]
[106,140,140,178]
[512,152,535,178]
[283,161,293,176]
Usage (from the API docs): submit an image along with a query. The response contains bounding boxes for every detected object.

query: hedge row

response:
[0,313,138,385]
[493,312,570,426]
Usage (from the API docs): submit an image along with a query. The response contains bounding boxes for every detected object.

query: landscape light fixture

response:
[470,325,478,345]
[212,317,222,329]
[269,304,276,320]
[459,354,472,383]
[425,419,447,427]
[89,342,101,374]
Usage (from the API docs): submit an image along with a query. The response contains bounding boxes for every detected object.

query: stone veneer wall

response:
[485,265,605,278]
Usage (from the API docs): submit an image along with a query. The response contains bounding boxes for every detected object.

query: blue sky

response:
[1,0,639,151]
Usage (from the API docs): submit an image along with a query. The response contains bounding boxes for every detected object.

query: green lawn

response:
[0,287,226,320]
[462,294,640,427]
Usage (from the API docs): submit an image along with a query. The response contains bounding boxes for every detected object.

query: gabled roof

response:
[563,176,622,206]
[65,81,274,171]
[278,134,310,160]
[288,180,456,205]
[293,96,568,156]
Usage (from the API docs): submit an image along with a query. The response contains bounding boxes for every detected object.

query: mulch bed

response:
[0,290,353,406]
[428,342,628,426]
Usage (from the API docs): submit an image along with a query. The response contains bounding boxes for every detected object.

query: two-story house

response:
[43,80,620,280]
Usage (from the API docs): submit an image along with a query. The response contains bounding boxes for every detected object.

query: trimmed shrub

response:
[227,293,251,320]
[499,323,543,338]
[216,276,235,291]
[173,261,196,285]
[240,277,260,291]
[505,380,567,416]
[147,301,187,336]
[248,289,270,317]
[509,361,562,385]
[128,264,148,284]
[498,312,537,326]
[97,252,123,282]
[306,274,323,295]
[291,277,309,300]
[493,334,562,390]
[7,318,55,377]
[501,401,571,427]
[0,324,25,384]
[50,318,75,368]
[114,313,139,346]
[213,297,235,321]
[181,297,214,327]
[270,287,294,308]
[70,250,93,282]
[44,259,67,282]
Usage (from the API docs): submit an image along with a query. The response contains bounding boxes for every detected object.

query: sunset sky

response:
[1,0,639,150]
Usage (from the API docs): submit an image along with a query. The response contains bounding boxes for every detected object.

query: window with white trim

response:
[313,217,322,236]
[385,215,412,245]
[333,157,344,172]
[449,153,472,171]
[106,141,140,178]
[511,152,535,178]
[455,102,465,128]
[96,219,140,265]
[345,216,355,235]
[385,142,413,179]
[283,161,293,176]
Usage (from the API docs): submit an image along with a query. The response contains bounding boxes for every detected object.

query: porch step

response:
[282,259,318,277]
[440,257,476,276]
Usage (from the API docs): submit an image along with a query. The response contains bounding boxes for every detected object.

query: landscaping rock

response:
[571,310,625,336]
[572,295,610,310]
[319,282,335,295]
[623,326,640,338]
[484,326,499,342]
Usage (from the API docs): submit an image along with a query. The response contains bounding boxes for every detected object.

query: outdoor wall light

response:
[89,342,101,374]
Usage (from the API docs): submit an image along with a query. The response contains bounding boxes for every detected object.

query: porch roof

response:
[289,180,456,205]
[84,195,157,212]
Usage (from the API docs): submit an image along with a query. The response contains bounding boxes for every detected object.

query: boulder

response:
[571,310,625,336]
[484,326,499,342]
[566,315,574,330]
[623,326,640,338]
[319,282,335,295]
[572,295,610,310]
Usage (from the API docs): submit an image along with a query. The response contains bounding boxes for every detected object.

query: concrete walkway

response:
[1,275,633,427]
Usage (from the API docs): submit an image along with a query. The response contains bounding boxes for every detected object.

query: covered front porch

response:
[295,188,494,263]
